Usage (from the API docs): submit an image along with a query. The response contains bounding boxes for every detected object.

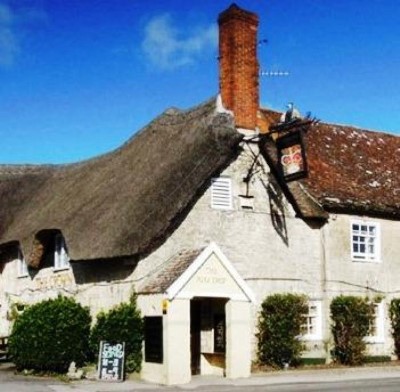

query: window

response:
[211,177,233,210]
[54,234,70,270]
[144,316,163,363]
[351,221,380,262]
[17,249,28,278]
[365,302,385,343]
[301,301,322,340]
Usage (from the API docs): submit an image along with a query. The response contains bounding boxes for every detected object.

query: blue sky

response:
[1,0,400,164]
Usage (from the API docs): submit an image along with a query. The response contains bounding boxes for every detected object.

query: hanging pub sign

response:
[98,341,125,382]
[276,129,308,182]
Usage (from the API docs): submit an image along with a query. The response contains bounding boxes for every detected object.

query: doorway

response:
[190,297,228,376]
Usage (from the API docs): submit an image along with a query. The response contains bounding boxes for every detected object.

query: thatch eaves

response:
[0,98,243,266]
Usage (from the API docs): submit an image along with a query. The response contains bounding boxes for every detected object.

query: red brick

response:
[218,4,259,130]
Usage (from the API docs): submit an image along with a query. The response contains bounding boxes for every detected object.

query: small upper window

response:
[301,300,322,341]
[351,221,380,262]
[17,248,28,278]
[211,177,233,210]
[54,234,70,270]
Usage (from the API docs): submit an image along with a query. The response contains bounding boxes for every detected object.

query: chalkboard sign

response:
[98,341,125,382]
[214,314,225,353]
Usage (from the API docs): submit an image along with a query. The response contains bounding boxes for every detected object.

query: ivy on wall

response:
[389,298,400,359]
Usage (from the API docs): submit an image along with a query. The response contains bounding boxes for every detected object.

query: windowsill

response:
[352,259,381,264]
[364,337,385,344]
[202,351,225,356]
[53,266,71,272]
[301,335,322,342]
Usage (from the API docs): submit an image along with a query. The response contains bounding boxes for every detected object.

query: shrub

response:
[389,298,400,358]
[300,357,326,366]
[257,293,308,368]
[89,293,143,373]
[364,355,391,364]
[330,295,374,365]
[9,296,91,373]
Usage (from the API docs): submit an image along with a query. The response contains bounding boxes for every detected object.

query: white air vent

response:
[211,177,233,210]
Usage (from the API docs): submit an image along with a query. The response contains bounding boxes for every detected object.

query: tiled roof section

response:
[287,182,328,219]
[260,108,400,219]
[138,248,205,294]
[257,109,281,133]
[303,123,400,218]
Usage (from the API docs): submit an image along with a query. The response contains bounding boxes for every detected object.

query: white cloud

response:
[0,1,47,67]
[0,2,18,67]
[142,13,217,70]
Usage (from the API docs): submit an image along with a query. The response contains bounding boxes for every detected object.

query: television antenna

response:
[260,70,290,77]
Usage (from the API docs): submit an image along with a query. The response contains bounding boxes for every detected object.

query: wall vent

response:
[211,177,233,210]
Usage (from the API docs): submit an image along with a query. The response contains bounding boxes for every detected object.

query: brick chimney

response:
[218,3,259,130]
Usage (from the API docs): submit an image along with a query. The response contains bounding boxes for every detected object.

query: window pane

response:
[352,222,379,262]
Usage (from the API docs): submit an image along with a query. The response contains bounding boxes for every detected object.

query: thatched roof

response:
[260,108,400,219]
[0,98,243,267]
[3,97,398,268]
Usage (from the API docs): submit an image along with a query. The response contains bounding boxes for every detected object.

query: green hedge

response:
[389,298,400,359]
[89,294,143,373]
[330,295,374,365]
[257,293,308,368]
[364,356,391,364]
[9,296,91,372]
[300,357,326,366]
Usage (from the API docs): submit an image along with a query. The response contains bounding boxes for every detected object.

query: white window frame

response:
[211,177,233,210]
[365,302,385,344]
[54,234,70,271]
[17,249,29,278]
[351,220,381,262]
[301,300,322,341]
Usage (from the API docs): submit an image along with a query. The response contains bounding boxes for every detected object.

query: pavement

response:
[3,363,400,391]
